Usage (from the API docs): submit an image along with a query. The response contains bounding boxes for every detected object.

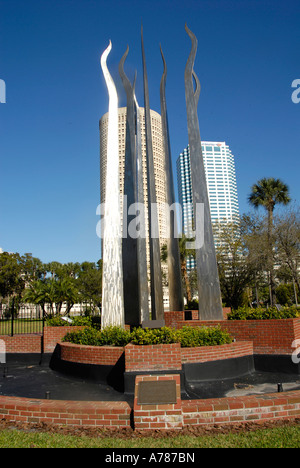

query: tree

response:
[23,280,53,317]
[274,205,300,302]
[240,213,270,306]
[214,221,256,309]
[161,235,194,303]
[0,252,25,308]
[248,177,291,305]
[77,261,102,311]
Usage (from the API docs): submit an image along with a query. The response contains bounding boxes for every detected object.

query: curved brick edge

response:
[0,395,131,428]
[182,390,300,427]
[0,390,300,431]
[59,340,253,370]
[59,342,124,366]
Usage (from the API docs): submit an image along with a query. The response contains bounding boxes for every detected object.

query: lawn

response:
[0,423,300,448]
[0,319,43,335]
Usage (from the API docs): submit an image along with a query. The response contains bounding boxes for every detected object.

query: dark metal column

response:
[184,24,223,320]
[134,75,150,324]
[160,45,184,312]
[141,25,164,320]
[119,46,140,326]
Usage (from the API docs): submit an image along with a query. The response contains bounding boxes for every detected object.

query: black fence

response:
[0,302,100,336]
[0,317,44,336]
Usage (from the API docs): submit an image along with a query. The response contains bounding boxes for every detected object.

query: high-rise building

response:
[100,107,169,305]
[176,141,240,266]
[100,107,167,233]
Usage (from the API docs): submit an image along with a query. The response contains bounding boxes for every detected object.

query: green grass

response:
[0,424,300,448]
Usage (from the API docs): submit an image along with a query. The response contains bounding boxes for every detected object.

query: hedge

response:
[227,306,299,321]
[46,316,101,328]
[62,325,232,348]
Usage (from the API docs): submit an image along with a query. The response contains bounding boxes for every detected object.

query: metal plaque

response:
[137,380,177,405]
[142,319,165,329]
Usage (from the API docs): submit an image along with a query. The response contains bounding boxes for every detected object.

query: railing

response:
[0,317,44,336]
[0,302,44,336]
[0,301,100,336]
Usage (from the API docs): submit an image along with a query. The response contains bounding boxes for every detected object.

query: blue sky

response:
[0,0,299,264]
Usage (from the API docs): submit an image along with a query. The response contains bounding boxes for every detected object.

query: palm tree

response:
[23,281,53,317]
[248,177,291,305]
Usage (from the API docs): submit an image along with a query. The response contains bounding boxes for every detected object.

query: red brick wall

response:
[181,341,253,363]
[0,395,131,428]
[164,311,185,328]
[134,374,182,430]
[0,387,299,431]
[0,334,42,353]
[125,343,182,372]
[60,342,124,366]
[165,309,230,328]
[58,341,253,371]
[182,390,300,426]
[173,317,300,355]
[43,326,85,353]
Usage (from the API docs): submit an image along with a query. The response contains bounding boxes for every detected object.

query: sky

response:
[0,0,299,265]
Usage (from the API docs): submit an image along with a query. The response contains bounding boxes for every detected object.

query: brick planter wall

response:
[59,342,124,366]
[57,340,253,371]
[182,391,300,426]
[171,315,300,355]
[165,308,230,328]
[181,341,253,364]
[0,388,299,431]
[0,396,131,428]
[0,334,42,353]
[43,326,85,353]
[133,374,182,430]
[165,311,199,328]
[125,343,182,372]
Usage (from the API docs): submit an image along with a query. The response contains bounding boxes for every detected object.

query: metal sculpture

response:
[159,45,184,312]
[184,24,223,320]
[133,80,150,324]
[141,25,164,321]
[100,41,125,328]
[100,25,224,328]
[119,47,140,326]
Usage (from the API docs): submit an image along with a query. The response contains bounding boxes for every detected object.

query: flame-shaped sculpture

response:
[141,25,164,320]
[184,24,223,320]
[160,44,184,312]
[133,78,150,324]
[100,41,125,328]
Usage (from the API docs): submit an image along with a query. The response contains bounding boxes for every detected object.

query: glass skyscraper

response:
[176,141,240,266]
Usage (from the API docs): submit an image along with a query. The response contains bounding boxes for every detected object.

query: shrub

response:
[227,306,299,320]
[97,326,131,346]
[62,325,233,348]
[62,326,131,347]
[46,316,92,327]
[130,327,179,345]
[177,326,232,348]
[62,327,101,346]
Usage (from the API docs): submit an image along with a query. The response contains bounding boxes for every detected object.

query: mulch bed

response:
[0,417,300,440]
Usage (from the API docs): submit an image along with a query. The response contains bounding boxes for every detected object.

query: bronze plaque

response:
[137,380,177,405]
